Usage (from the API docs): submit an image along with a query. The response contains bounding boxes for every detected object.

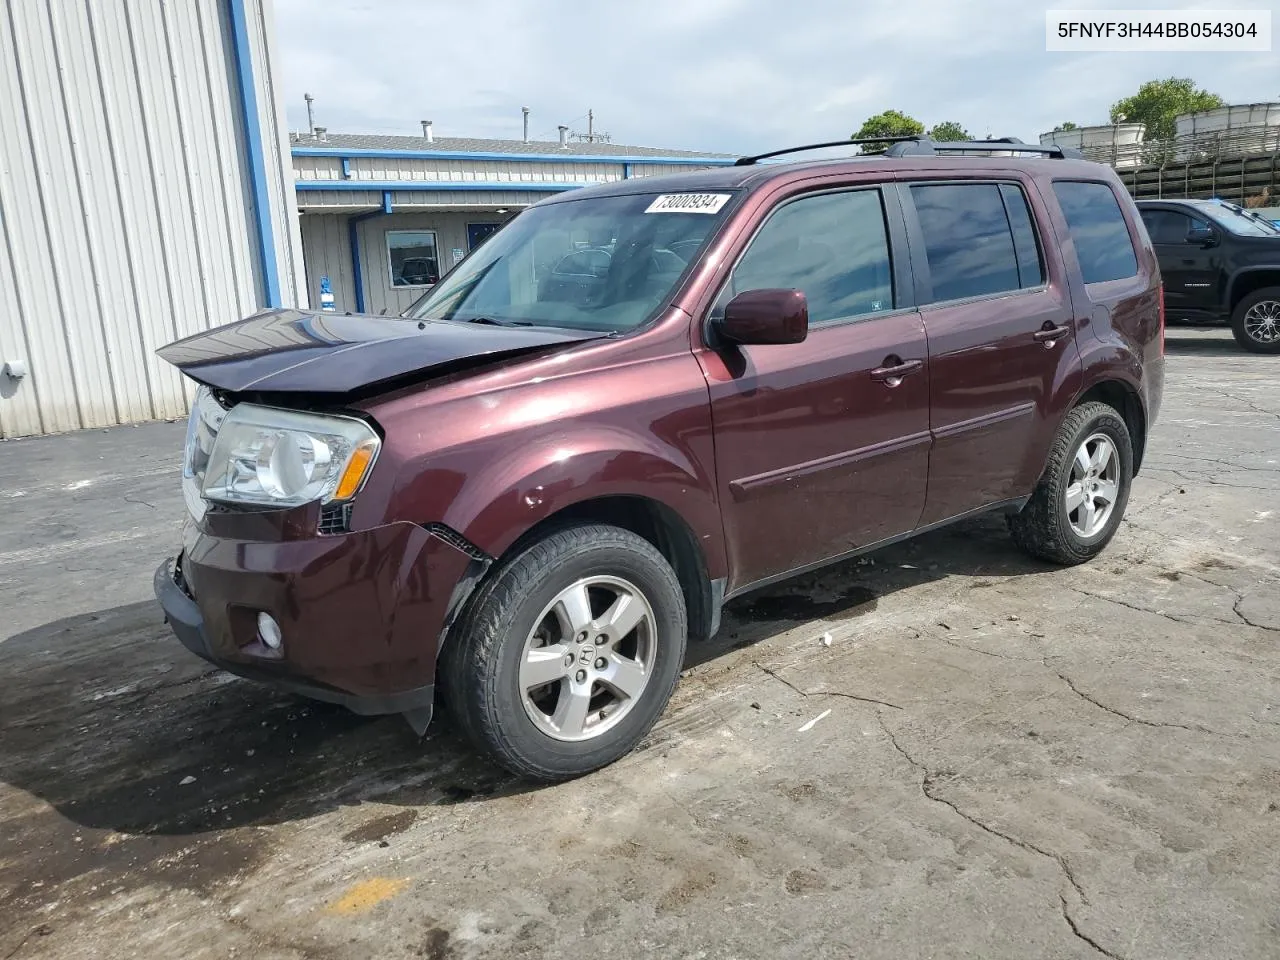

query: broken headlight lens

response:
[201,403,380,508]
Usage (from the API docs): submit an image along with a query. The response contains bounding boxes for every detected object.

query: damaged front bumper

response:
[153,516,483,731]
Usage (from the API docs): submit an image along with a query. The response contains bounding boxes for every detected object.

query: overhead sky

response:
[274,0,1278,154]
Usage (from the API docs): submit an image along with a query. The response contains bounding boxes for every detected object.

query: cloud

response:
[273,0,1279,153]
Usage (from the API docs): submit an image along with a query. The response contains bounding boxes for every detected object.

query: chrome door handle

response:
[1033,324,1071,343]
[870,358,923,386]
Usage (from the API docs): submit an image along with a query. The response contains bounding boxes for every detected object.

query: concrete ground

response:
[2,327,1278,960]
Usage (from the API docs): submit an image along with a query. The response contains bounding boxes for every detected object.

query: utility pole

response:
[304,93,315,138]
[571,109,610,144]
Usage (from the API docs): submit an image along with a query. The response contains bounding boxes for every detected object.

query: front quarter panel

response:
[357,326,727,579]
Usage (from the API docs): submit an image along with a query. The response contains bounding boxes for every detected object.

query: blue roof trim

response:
[292,146,736,166]
[295,180,589,193]
[227,0,282,307]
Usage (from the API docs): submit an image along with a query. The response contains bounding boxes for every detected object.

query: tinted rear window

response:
[911,183,1044,303]
[1052,181,1139,284]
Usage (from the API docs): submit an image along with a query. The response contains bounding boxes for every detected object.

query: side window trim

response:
[998,183,1047,290]
[897,178,1049,308]
[703,183,914,338]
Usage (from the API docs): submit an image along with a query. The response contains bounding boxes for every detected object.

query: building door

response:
[467,222,501,251]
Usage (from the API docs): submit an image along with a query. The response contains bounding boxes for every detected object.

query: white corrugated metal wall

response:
[0,0,303,439]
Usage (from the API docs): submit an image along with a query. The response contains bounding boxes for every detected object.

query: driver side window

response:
[1142,209,1209,244]
[716,189,894,326]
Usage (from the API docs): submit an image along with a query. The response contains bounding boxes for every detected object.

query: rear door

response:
[900,177,1081,526]
[695,183,930,591]
[1138,207,1222,315]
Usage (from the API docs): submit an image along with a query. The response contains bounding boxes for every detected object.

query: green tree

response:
[852,110,924,153]
[1054,121,1079,132]
[928,121,971,142]
[1109,77,1225,142]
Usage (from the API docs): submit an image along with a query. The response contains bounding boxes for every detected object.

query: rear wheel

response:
[439,524,686,782]
[1230,288,1280,354]
[1008,401,1133,566]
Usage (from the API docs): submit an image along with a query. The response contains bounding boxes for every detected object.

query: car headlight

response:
[201,403,380,508]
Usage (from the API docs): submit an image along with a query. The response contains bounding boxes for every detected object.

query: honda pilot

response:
[154,137,1164,781]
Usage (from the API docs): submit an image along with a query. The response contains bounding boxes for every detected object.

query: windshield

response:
[1198,202,1280,238]
[404,191,735,332]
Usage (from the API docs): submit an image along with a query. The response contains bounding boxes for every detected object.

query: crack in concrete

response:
[1067,587,1199,625]
[1156,453,1280,475]
[1056,672,1215,735]
[1060,894,1126,960]
[1068,586,1245,631]
[1233,595,1279,633]
[920,627,1046,664]
[1212,389,1280,423]
[1155,569,1280,635]
[875,714,1093,916]
[1146,463,1280,494]
[754,662,903,710]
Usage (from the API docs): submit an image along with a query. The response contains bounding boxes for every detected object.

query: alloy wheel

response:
[518,575,656,742]
[1242,299,1280,345]
[1065,433,1119,539]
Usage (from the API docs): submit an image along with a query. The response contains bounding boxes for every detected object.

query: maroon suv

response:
[154,138,1164,781]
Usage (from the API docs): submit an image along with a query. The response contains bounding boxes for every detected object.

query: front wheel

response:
[1008,401,1133,566]
[1230,288,1280,354]
[439,524,687,782]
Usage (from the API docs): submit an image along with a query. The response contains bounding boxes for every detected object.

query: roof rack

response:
[733,136,1085,166]
[885,136,1085,159]
[734,136,923,166]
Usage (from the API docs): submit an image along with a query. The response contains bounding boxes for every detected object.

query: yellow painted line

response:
[325,877,410,915]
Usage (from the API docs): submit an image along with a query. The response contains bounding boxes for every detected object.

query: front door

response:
[695,186,931,592]
[1139,207,1222,316]
[901,179,1082,526]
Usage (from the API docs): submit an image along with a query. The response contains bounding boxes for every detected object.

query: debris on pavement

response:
[798,709,832,732]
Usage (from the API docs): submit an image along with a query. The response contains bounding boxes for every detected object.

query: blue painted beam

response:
[295,180,588,193]
[347,208,384,314]
[227,0,282,307]
[292,146,737,166]
[340,157,351,179]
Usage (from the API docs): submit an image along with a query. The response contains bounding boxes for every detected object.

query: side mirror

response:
[716,289,809,345]
[1186,226,1217,247]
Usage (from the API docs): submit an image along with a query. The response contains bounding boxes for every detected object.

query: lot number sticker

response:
[645,193,731,214]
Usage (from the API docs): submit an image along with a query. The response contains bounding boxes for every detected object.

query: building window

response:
[388,231,440,287]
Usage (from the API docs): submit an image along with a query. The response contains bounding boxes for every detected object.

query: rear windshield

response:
[1052,181,1139,285]
[404,191,735,333]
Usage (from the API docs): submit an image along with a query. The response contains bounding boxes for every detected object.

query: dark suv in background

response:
[1136,197,1280,353]
[154,136,1163,781]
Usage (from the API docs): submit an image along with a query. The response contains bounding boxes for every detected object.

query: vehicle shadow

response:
[694,511,1055,668]
[0,515,1051,849]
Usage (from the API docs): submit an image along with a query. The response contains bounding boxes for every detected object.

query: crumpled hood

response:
[157,309,604,394]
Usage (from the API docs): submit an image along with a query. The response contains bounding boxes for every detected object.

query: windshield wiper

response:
[454,315,534,327]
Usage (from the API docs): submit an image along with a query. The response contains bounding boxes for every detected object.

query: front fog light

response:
[257,613,283,651]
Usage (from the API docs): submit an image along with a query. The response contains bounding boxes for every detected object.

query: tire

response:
[1008,401,1133,566]
[1230,288,1280,354]
[439,523,687,782]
